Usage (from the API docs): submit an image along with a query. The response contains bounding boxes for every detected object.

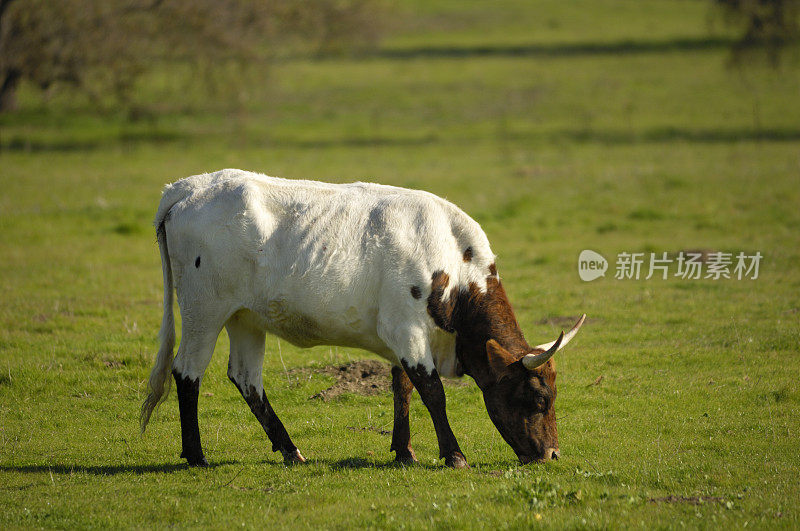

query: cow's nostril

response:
[542,447,559,461]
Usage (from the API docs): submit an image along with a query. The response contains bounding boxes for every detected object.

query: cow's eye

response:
[535,395,547,411]
[512,385,535,411]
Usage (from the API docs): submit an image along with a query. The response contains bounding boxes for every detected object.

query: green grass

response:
[1,0,799,528]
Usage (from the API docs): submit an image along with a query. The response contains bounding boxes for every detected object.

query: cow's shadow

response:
[317,457,440,470]
[0,461,236,477]
[0,458,432,476]
[1,458,510,476]
[317,457,518,472]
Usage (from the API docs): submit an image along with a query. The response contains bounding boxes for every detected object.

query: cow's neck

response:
[450,275,530,390]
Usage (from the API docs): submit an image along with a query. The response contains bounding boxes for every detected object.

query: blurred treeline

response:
[0,0,797,115]
[0,0,385,113]
[716,0,799,64]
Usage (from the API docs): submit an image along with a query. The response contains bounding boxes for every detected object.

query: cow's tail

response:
[140,219,176,432]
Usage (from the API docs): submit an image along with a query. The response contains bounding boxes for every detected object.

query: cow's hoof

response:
[283,449,306,465]
[185,455,209,467]
[394,450,418,465]
[445,452,469,469]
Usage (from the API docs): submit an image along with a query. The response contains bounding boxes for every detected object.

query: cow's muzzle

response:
[518,447,560,465]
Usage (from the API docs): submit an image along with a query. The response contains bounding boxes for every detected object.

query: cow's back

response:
[160,169,495,367]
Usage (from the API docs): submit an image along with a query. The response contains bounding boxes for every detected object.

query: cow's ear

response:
[486,339,516,382]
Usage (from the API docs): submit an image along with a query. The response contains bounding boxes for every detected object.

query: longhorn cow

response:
[141,169,584,467]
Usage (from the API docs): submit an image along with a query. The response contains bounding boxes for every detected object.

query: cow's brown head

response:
[481,332,568,463]
[427,265,584,464]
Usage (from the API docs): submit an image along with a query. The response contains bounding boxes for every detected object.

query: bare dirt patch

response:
[312,359,391,401]
[289,359,468,401]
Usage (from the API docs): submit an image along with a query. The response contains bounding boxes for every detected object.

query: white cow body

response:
[157,169,495,382]
[143,168,582,467]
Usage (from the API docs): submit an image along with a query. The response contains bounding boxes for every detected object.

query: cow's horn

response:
[522,314,586,371]
[532,314,586,352]
[522,332,563,370]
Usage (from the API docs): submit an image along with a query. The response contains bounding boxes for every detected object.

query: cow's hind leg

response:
[390,366,418,464]
[172,329,220,467]
[226,312,304,464]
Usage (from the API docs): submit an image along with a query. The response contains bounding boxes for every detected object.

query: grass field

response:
[1,0,799,528]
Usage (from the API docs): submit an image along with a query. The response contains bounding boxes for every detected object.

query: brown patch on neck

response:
[460,275,529,353]
[425,266,530,387]
[463,247,473,262]
[427,271,456,333]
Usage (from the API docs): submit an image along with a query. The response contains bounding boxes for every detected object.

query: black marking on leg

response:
[410,286,422,299]
[390,366,417,463]
[173,370,208,467]
[195,256,201,268]
[229,377,298,456]
[401,360,467,467]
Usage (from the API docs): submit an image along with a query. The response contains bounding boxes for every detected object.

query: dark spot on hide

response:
[488,263,497,276]
[410,286,422,299]
[463,247,473,262]
[195,256,201,268]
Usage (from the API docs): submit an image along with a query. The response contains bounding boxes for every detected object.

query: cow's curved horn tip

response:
[547,331,565,354]
[555,331,565,349]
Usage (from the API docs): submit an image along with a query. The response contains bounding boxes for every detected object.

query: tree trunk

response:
[0,0,21,111]
[0,69,20,112]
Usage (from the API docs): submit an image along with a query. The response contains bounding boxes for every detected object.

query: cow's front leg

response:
[390,366,418,464]
[226,315,305,465]
[401,361,468,469]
